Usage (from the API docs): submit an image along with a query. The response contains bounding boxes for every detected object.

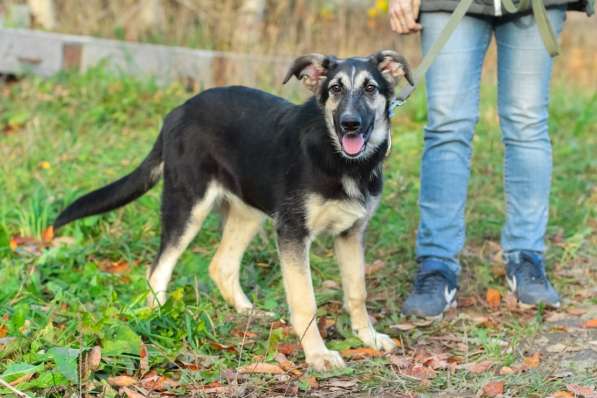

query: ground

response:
[0,69,595,397]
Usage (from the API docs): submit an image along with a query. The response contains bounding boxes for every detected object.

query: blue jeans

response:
[416,8,567,275]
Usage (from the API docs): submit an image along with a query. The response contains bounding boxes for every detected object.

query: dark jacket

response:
[420,0,594,16]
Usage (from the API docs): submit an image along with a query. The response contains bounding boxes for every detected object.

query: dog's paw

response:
[305,349,345,371]
[357,329,396,352]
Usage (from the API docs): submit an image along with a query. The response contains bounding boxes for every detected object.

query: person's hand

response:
[389,0,422,34]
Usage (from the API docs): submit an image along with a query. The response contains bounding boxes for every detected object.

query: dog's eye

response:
[329,84,342,94]
[365,84,377,94]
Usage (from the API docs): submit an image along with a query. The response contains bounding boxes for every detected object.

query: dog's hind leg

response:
[147,183,220,307]
[209,200,264,313]
[334,227,396,352]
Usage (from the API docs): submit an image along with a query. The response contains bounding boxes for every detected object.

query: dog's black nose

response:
[340,114,361,132]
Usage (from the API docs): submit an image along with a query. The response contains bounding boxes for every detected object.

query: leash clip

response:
[388,96,407,118]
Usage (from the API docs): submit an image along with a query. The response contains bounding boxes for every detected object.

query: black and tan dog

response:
[54,50,413,370]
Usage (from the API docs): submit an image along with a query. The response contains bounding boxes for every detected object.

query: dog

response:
[53,50,413,371]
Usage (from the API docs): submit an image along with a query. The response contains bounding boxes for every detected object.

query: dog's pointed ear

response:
[369,50,414,87]
[283,53,335,93]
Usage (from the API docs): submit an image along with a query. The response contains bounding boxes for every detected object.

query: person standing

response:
[389,0,593,318]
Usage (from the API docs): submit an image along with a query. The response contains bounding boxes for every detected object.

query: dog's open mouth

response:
[341,134,365,156]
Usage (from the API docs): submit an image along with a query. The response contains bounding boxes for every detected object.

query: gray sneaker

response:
[505,251,560,308]
[401,259,459,319]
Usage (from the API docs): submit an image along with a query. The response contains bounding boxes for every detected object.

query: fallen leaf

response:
[38,161,51,169]
[318,317,336,338]
[523,352,541,369]
[274,353,302,376]
[41,226,54,242]
[366,259,385,275]
[461,360,494,374]
[108,375,138,387]
[389,355,411,368]
[402,363,436,380]
[391,322,415,331]
[9,238,17,251]
[0,325,7,338]
[483,381,505,397]
[141,375,178,390]
[99,260,130,274]
[237,362,285,374]
[139,342,149,374]
[9,373,34,386]
[486,288,501,309]
[582,319,597,329]
[567,384,597,398]
[499,366,514,375]
[277,343,300,356]
[119,386,145,398]
[551,391,574,398]
[88,346,102,371]
[340,347,383,359]
[301,375,319,389]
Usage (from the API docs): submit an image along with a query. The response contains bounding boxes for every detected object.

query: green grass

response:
[0,69,595,397]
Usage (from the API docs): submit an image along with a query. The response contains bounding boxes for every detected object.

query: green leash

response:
[389,0,559,116]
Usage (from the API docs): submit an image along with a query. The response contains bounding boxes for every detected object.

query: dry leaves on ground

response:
[237,362,285,374]
[567,384,597,398]
[522,352,541,369]
[460,360,494,374]
[108,375,138,387]
[486,288,501,309]
[582,319,597,329]
[483,381,505,397]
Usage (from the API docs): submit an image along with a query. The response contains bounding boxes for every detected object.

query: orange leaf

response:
[209,341,237,353]
[9,238,17,251]
[108,375,138,387]
[483,381,505,397]
[551,391,574,398]
[141,375,178,390]
[237,362,285,374]
[582,319,597,329]
[0,325,7,338]
[523,352,541,369]
[274,353,302,376]
[277,343,300,356]
[486,288,501,309]
[41,226,54,242]
[340,347,383,359]
[99,260,130,274]
[300,375,319,389]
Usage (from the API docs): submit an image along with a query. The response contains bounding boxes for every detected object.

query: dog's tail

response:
[53,122,169,230]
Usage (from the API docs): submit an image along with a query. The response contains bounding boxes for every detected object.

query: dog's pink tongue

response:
[341,134,365,155]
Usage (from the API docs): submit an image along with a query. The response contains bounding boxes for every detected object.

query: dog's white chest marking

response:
[305,194,367,236]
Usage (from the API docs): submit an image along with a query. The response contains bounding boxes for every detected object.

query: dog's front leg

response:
[335,229,396,352]
[277,235,345,371]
